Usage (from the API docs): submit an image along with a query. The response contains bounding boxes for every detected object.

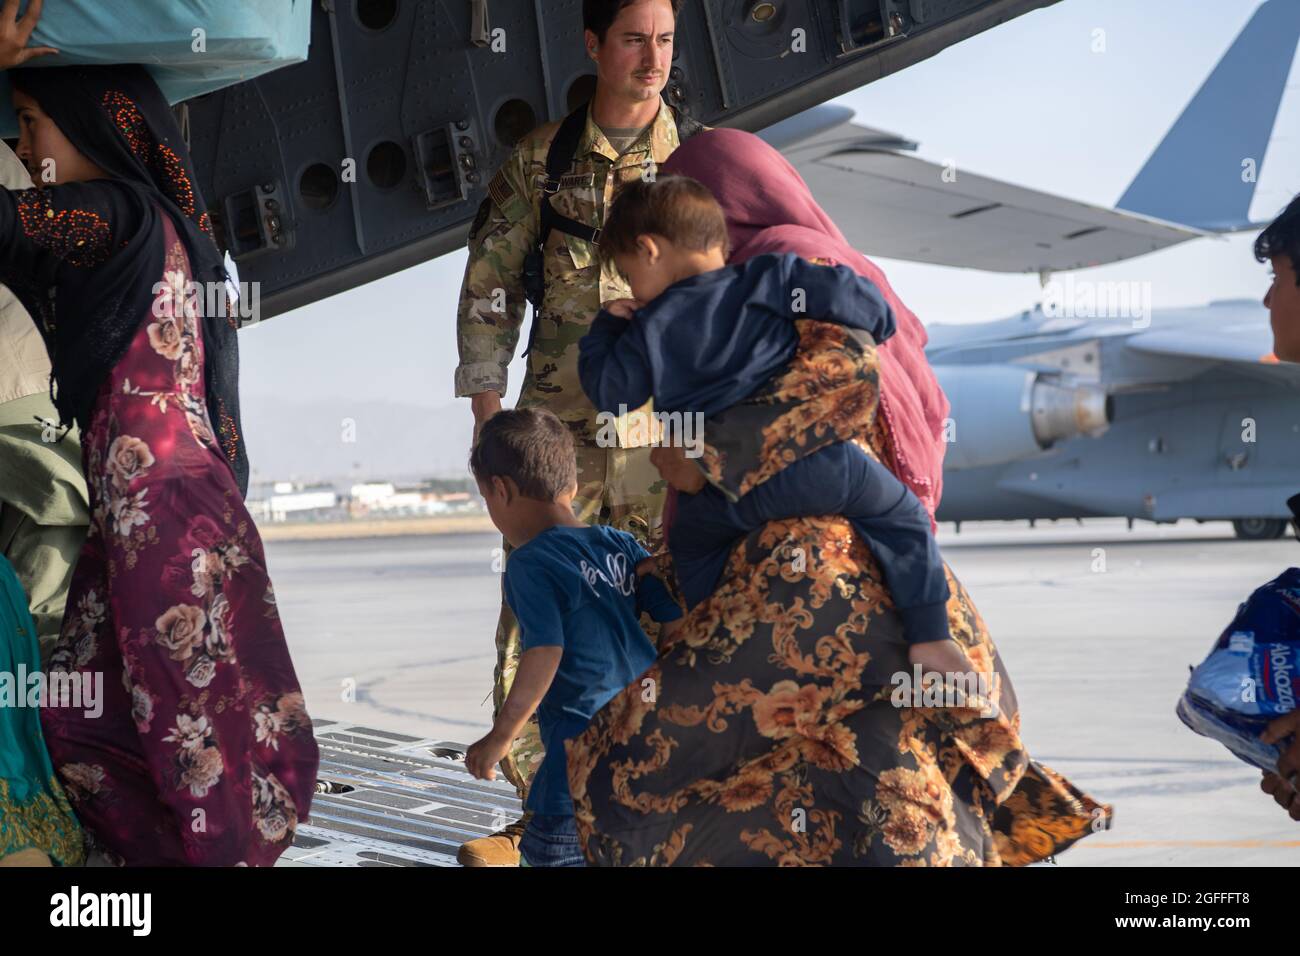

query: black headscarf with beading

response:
[9,64,248,494]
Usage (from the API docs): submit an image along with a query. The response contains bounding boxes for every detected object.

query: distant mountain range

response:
[239,395,476,485]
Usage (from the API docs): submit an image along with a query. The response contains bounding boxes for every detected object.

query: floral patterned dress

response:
[39,217,319,866]
[567,320,1111,866]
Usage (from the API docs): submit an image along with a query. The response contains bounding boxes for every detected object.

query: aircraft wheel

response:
[1231,518,1288,540]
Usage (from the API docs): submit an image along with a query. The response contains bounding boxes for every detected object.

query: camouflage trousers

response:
[491,442,667,803]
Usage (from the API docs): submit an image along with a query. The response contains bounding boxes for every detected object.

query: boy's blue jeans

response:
[519,813,586,867]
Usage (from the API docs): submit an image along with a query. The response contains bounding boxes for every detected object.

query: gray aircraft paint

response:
[1116,0,1300,232]
[929,301,1299,534]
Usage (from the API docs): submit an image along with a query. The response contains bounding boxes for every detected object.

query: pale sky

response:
[237,0,1297,425]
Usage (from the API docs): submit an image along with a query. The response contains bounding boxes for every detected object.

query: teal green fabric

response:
[0,0,313,138]
[0,555,84,865]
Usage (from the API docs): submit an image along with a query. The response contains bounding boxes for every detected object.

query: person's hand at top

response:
[0,0,57,70]
[1260,709,1300,821]
[603,298,643,320]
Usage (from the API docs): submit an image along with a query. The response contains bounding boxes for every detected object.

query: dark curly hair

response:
[1255,193,1300,285]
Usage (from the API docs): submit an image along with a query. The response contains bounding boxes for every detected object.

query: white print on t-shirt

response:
[579,550,636,599]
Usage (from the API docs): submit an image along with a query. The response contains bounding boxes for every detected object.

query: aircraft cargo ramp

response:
[280,720,520,867]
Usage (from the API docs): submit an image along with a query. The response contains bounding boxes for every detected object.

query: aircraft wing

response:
[1126,322,1299,381]
[771,112,1211,274]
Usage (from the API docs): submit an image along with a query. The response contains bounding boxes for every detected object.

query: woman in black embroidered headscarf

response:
[0,13,318,865]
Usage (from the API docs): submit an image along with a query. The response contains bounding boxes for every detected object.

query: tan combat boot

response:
[456,816,529,867]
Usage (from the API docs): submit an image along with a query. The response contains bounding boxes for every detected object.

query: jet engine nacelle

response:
[936,365,1112,471]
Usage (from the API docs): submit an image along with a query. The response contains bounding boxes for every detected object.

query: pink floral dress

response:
[39,217,319,866]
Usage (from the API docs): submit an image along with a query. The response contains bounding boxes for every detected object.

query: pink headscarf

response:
[662,129,950,526]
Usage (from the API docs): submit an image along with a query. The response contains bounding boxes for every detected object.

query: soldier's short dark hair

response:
[600,175,731,263]
[1255,193,1300,285]
[469,408,578,501]
[585,0,683,43]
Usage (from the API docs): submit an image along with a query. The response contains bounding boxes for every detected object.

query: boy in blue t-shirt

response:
[464,407,682,866]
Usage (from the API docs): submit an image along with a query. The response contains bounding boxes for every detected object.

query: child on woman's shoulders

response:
[579,175,971,676]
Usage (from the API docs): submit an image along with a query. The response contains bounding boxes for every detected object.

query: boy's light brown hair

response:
[469,408,577,501]
[600,175,731,264]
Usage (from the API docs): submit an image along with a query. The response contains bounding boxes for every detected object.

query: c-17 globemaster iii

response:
[767,0,1300,539]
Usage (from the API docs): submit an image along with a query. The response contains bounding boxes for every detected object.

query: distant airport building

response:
[351,482,398,510]
[349,483,478,518]
[248,482,341,523]
[248,480,483,524]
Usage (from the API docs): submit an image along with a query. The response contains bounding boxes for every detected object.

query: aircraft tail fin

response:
[1116,0,1300,232]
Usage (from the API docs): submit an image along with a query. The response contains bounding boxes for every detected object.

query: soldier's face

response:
[587,0,676,104]
[1264,255,1300,362]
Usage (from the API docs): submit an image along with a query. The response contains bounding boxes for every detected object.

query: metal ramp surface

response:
[279,719,521,867]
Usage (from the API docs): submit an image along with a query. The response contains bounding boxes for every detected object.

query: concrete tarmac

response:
[264,517,1300,866]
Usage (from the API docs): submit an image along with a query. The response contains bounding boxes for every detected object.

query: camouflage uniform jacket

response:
[454,99,683,447]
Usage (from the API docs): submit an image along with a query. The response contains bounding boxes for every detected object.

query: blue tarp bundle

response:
[0,0,312,137]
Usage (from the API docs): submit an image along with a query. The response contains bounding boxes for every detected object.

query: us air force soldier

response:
[453,0,697,865]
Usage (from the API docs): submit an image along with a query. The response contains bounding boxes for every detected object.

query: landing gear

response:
[1231,518,1288,540]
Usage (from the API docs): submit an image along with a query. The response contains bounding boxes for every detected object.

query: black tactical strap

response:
[539,106,601,251]
[538,101,704,252]
[521,105,591,340]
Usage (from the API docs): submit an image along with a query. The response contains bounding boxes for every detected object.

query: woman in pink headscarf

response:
[567,130,1108,866]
